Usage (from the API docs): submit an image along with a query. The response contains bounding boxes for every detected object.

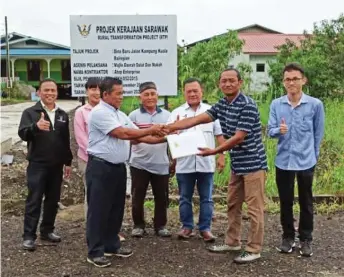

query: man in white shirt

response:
[168,78,225,242]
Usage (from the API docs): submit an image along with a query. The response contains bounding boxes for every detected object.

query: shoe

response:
[199,231,216,243]
[86,256,111,268]
[131,228,145,238]
[40,233,61,243]
[118,234,126,242]
[176,229,195,240]
[105,247,133,258]
[156,228,172,237]
[299,240,313,257]
[276,238,296,253]
[22,240,36,251]
[234,251,261,264]
[207,244,241,253]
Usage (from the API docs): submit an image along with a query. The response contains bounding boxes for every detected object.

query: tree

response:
[178,31,243,98]
[269,14,344,99]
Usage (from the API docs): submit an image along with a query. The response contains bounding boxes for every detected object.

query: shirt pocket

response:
[300,114,313,132]
[199,122,213,133]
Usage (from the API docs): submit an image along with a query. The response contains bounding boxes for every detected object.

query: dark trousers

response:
[23,162,63,240]
[130,166,169,230]
[86,157,127,258]
[276,166,315,241]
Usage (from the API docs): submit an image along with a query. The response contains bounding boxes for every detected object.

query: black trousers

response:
[130,166,169,230]
[276,166,315,241]
[23,162,63,240]
[86,156,127,258]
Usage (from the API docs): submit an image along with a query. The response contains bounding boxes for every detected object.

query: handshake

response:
[148,124,176,137]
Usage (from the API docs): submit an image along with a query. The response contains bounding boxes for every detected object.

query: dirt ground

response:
[1,108,344,277]
[1,206,344,277]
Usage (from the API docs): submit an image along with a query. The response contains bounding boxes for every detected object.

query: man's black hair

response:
[85,77,101,89]
[99,77,123,98]
[283,62,305,76]
[219,68,242,81]
[183,77,203,88]
[38,78,57,90]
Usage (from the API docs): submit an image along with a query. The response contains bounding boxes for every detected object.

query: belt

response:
[88,155,124,167]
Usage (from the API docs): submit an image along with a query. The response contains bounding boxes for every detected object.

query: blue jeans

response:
[176,172,214,232]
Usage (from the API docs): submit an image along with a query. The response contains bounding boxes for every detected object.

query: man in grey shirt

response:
[86,77,165,268]
[129,82,172,238]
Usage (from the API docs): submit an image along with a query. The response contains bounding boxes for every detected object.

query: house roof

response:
[186,24,283,47]
[1,48,70,56]
[238,33,306,54]
[0,32,70,50]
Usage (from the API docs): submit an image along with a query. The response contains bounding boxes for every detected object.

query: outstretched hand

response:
[197,147,216,157]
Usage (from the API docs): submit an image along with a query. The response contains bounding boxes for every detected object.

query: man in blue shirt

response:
[268,63,325,257]
[163,68,267,264]
[86,77,165,268]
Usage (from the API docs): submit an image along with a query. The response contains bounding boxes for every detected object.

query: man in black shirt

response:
[18,78,73,251]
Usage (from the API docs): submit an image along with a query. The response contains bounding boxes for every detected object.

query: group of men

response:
[18,62,325,268]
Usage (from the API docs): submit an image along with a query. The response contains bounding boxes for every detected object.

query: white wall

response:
[11,41,56,49]
[229,53,277,92]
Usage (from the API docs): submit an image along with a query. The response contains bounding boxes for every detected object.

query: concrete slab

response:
[0,100,80,145]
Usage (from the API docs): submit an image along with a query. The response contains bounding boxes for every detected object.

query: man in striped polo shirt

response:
[163,68,267,263]
[129,81,172,238]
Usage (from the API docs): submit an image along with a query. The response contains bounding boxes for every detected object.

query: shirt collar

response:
[282,93,308,105]
[183,102,204,111]
[100,99,118,112]
[226,92,242,105]
[83,103,94,111]
[139,105,162,114]
[40,101,58,112]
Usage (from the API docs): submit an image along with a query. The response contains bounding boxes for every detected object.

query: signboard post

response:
[70,15,177,97]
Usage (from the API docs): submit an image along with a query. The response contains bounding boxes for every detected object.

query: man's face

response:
[139,88,158,109]
[104,84,124,109]
[38,81,58,105]
[283,70,306,95]
[219,70,242,96]
[184,81,203,106]
[87,87,100,105]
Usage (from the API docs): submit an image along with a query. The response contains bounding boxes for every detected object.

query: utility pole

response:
[5,16,12,93]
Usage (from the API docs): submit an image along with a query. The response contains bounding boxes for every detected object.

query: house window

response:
[256,63,265,72]
[25,40,39,45]
[61,60,71,81]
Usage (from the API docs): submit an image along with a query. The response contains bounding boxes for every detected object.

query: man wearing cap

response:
[86,77,166,268]
[129,81,172,238]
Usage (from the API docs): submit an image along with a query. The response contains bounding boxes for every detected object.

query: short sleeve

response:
[213,119,223,136]
[90,109,121,135]
[166,110,178,124]
[206,102,221,120]
[236,103,258,133]
[128,110,136,123]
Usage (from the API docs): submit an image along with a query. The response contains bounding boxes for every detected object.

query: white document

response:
[167,129,208,159]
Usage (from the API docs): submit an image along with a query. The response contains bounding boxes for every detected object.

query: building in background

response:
[186,24,305,92]
[0,32,71,98]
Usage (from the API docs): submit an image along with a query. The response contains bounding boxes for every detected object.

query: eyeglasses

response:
[283,78,303,83]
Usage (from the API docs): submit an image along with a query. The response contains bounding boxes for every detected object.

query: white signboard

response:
[70,15,177,96]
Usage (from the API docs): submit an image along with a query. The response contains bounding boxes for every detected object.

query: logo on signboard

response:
[77,24,91,37]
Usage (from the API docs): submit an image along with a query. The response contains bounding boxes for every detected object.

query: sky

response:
[1,0,343,46]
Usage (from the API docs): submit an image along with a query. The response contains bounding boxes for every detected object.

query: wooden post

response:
[164,96,168,110]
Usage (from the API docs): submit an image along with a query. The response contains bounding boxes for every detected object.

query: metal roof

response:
[0,48,70,56]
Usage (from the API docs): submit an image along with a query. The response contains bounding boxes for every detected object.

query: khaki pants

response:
[225,170,266,253]
[78,158,87,219]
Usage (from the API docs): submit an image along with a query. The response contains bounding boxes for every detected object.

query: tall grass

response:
[121,94,344,197]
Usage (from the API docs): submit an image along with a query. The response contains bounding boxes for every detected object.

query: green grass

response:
[121,95,344,197]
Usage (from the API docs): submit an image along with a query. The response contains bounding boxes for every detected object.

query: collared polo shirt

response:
[87,100,137,164]
[168,102,223,174]
[267,93,325,170]
[206,93,268,175]
[129,105,171,175]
